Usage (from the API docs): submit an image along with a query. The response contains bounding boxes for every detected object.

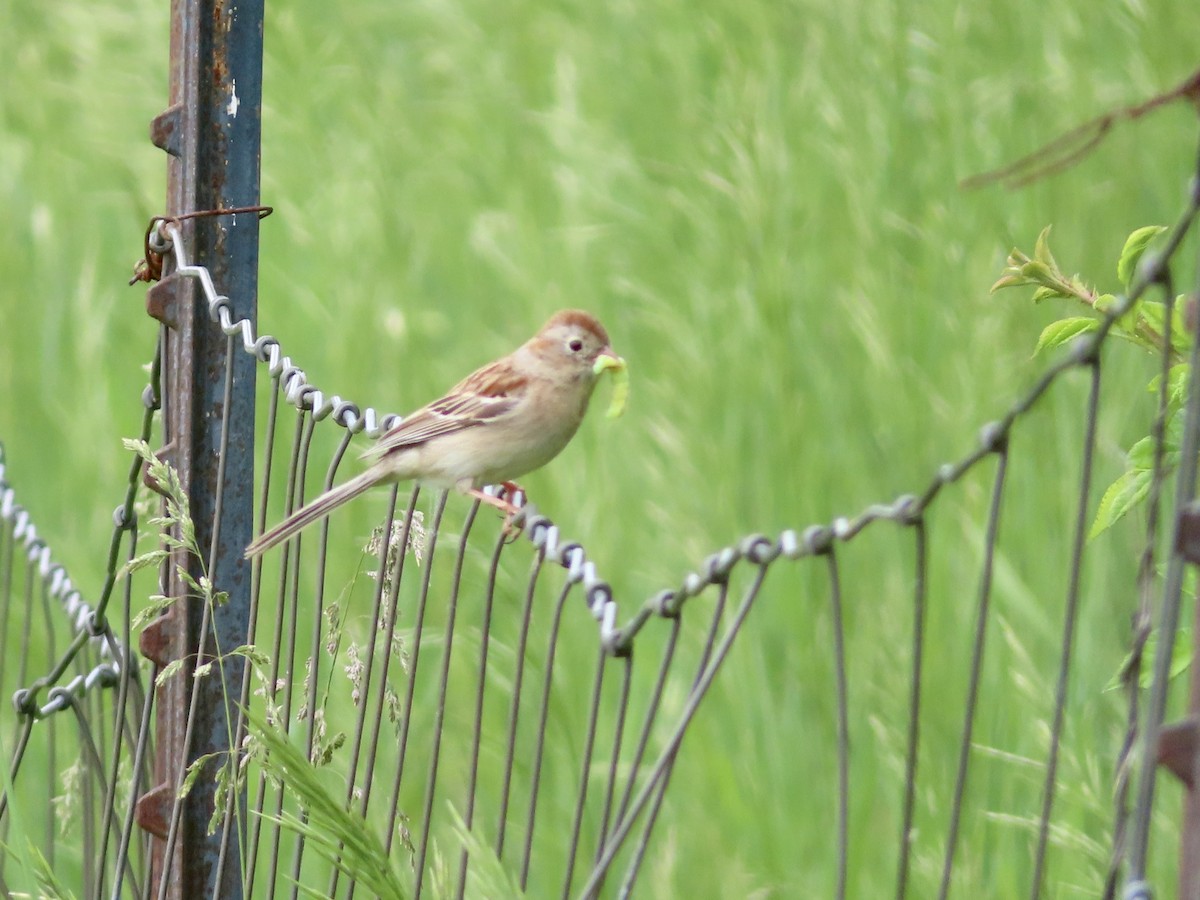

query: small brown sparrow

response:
[245,309,624,557]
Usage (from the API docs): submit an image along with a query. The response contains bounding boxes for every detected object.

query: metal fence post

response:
[134,0,263,897]
[1165,501,1200,897]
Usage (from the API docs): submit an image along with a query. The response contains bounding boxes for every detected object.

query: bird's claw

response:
[498,482,525,542]
[464,483,526,541]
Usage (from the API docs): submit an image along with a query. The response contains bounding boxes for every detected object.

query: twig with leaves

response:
[992,225,1184,536]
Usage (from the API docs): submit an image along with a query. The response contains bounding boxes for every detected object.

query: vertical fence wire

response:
[1127,169,1200,889]
[936,442,1009,900]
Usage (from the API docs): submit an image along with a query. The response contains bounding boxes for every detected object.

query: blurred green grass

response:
[3,0,1199,895]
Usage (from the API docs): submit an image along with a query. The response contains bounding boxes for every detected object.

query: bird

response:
[244,309,625,557]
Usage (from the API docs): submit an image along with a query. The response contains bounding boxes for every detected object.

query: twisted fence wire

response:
[0,367,157,895]
[3,135,1200,898]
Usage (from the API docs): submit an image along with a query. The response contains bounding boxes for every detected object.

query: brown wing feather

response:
[364,359,528,458]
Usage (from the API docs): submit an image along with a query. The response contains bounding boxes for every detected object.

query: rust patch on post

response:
[1157,718,1199,789]
[135,783,174,839]
[150,103,183,158]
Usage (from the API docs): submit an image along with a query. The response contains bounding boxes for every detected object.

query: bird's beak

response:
[592,347,624,376]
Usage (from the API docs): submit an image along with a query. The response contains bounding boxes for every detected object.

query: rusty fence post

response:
[1164,503,1200,898]
[134,0,263,897]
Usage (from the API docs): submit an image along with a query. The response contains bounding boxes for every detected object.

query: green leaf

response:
[1117,225,1168,289]
[1033,225,1056,267]
[990,272,1026,293]
[1090,468,1153,539]
[1126,436,1159,471]
[1163,410,1185,470]
[1113,297,1143,337]
[1136,300,1167,336]
[1132,299,1189,357]
[1106,626,1192,692]
[1034,317,1099,354]
[1019,259,1055,285]
[1154,363,1191,405]
[1171,302,1193,355]
[1030,285,1063,304]
[1127,424,1179,472]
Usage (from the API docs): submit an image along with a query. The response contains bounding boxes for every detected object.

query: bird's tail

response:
[244,468,387,558]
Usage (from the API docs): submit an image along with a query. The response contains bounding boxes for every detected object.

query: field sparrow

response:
[245,309,625,557]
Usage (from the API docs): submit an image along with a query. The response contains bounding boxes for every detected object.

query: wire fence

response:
[4,9,1200,896]
[3,151,1200,896]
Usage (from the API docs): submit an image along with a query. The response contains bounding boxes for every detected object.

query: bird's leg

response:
[497,481,525,504]
[497,482,526,542]
[461,484,527,541]
[463,487,520,515]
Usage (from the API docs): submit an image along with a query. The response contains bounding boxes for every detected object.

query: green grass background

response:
[3,0,1200,896]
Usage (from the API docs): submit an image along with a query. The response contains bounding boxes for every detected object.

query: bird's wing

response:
[363,360,527,459]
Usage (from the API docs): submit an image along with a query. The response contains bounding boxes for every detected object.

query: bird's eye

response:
[568,338,584,352]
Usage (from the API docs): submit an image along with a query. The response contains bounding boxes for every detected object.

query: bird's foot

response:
[497,482,526,542]
[464,484,526,542]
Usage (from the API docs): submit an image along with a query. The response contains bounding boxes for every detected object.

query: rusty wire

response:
[960,66,1200,189]
[128,206,273,285]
